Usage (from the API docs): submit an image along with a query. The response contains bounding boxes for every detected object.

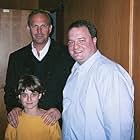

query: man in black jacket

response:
[4,9,74,127]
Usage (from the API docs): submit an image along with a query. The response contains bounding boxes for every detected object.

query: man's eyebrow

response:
[77,37,86,40]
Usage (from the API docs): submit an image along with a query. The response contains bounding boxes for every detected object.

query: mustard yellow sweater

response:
[5,112,61,140]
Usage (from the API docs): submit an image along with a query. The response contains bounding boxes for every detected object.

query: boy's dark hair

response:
[68,20,97,38]
[16,75,45,96]
[27,9,52,26]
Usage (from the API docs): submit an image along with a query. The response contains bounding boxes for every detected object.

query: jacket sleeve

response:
[4,54,22,112]
[56,46,74,112]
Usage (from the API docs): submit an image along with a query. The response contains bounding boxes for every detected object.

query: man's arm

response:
[4,54,22,112]
[102,70,134,140]
[41,108,61,125]
[7,107,22,128]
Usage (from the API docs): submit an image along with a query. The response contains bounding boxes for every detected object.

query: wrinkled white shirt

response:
[62,50,134,140]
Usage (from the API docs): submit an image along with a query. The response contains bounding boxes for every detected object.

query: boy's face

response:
[19,88,42,110]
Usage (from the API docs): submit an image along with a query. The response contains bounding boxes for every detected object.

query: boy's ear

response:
[18,95,21,99]
[39,94,42,99]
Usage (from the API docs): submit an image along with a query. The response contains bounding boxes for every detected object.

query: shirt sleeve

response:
[100,68,134,140]
[49,122,61,140]
[5,124,16,140]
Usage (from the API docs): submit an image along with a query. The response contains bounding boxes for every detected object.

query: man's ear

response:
[93,37,97,43]
[49,25,53,34]
[26,25,30,31]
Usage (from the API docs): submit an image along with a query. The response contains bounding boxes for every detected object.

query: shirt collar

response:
[72,50,101,73]
[32,37,51,61]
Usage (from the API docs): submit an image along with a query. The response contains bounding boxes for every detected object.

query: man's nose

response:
[73,41,80,49]
[37,26,42,33]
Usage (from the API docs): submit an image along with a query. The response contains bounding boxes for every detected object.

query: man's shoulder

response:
[50,39,65,52]
[49,39,68,56]
[50,39,63,47]
[10,43,31,57]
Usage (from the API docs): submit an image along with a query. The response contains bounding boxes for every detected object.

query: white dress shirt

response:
[32,37,51,61]
[62,50,134,140]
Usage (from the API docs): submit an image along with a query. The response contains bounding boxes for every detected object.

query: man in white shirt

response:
[62,20,134,140]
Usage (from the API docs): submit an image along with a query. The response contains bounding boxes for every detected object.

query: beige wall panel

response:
[0,9,31,87]
[0,0,62,11]
[0,88,7,140]
[64,0,96,43]
[94,0,130,71]
[0,0,38,9]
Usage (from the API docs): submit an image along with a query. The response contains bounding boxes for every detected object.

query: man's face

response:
[28,13,52,46]
[67,26,97,64]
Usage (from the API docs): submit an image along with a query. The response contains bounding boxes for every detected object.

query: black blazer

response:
[4,39,74,113]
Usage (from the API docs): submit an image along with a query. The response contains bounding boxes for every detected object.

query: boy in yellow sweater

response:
[5,75,61,140]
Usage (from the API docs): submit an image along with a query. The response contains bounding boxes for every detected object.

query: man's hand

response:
[41,108,61,125]
[7,107,22,128]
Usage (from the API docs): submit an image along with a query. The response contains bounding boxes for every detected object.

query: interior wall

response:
[0,0,62,11]
[0,9,31,86]
[94,0,130,71]
[64,0,96,44]
[0,0,38,9]
[0,88,6,140]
